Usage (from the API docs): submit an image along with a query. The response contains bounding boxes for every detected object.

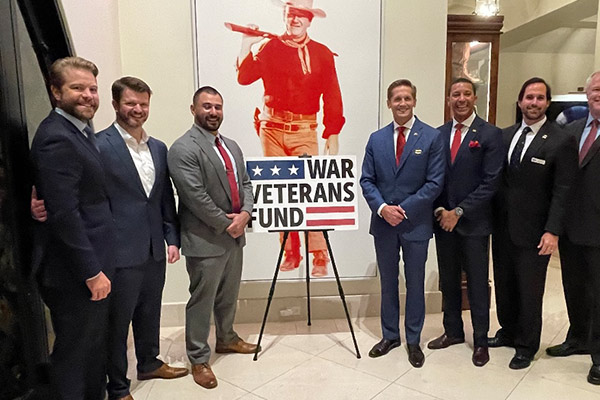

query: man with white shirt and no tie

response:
[489,77,578,370]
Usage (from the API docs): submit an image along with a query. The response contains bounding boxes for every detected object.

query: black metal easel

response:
[253,229,361,360]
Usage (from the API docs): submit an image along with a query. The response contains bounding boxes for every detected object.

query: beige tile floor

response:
[127,258,600,399]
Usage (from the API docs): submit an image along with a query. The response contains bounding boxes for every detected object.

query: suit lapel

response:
[105,126,147,196]
[56,113,102,163]
[397,118,423,172]
[581,125,600,167]
[522,121,550,163]
[439,121,452,168]
[147,138,161,198]
[383,123,397,172]
[453,117,481,167]
[192,126,232,202]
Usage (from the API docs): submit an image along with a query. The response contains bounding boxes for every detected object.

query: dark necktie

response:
[215,137,241,213]
[509,126,531,169]
[579,119,599,165]
[396,126,406,166]
[84,125,99,151]
[450,123,464,163]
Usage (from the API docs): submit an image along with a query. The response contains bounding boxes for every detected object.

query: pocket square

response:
[468,140,481,148]
[531,157,546,165]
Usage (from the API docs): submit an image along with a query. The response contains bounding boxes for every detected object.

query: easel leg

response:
[254,231,289,361]
[304,230,311,326]
[323,231,362,359]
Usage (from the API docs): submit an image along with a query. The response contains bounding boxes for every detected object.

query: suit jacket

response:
[360,118,445,241]
[30,111,116,288]
[563,117,600,246]
[493,120,578,247]
[96,125,179,268]
[167,124,253,257]
[434,115,504,236]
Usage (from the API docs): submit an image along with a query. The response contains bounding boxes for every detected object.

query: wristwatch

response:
[455,207,464,217]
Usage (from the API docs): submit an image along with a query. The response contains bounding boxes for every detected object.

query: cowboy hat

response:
[281,0,326,18]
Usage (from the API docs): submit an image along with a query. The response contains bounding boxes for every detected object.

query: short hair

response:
[584,71,600,92]
[49,56,98,88]
[111,76,152,102]
[448,77,476,95]
[518,77,551,102]
[192,86,223,105]
[387,79,417,101]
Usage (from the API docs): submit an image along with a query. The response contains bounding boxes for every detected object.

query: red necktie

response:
[215,137,241,213]
[396,126,406,166]
[450,123,464,163]
[579,119,599,165]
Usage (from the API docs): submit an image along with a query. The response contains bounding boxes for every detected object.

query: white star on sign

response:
[270,165,281,176]
[288,165,299,175]
[252,165,263,176]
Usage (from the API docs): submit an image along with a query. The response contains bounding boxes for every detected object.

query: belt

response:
[263,121,318,132]
[264,106,316,122]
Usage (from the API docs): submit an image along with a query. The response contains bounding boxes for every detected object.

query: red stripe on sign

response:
[306,219,355,226]
[306,206,355,213]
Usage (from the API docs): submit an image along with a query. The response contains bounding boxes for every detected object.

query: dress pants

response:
[259,114,326,253]
[435,231,490,347]
[41,284,109,400]
[492,231,550,358]
[374,232,429,344]
[185,248,243,364]
[107,257,166,399]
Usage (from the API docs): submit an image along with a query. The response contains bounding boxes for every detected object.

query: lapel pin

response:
[415,149,422,155]
[542,135,548,139]
[472,129,477,133]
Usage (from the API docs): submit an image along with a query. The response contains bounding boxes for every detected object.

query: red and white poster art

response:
[193,0,381,280]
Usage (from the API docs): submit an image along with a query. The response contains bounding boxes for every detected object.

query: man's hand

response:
[537,232,558,255]
[325,134,339,155]
[239,24,264,61]
[226,211,251,238]
[436,208,460,232]
[381,205,406,227]
[86,272,111,301]
[31,186,47,222]
[167,245,180,264]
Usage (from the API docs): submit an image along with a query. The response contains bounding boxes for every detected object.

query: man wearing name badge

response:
[237,0,344,277]
[167,86,259,389]
[546,71,600,385]
[30,56,115,400]
[489,77,578,370]
[428,78,504,367]
[360,79,445,368]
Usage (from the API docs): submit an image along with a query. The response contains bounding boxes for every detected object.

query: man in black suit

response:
[428,78,504,367]
[98,77,189,400]
[488,77,578,370]
[30,57,115,400]
[545,71,600,385]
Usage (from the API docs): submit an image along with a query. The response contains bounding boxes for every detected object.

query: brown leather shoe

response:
[215,338,261,354]
[472,346,490,367]
[137,363,189,381]
[427,334,464,350]
[280,252,302,271]
[117,395,134,400]
[192,363,217,389]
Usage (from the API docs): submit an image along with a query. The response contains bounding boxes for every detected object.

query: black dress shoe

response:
[427,334,465,350]
[487,335,514,348]
[369,338,401,358]
[472,346,489,367]
[407,344,425,368]
[509,355,532,370]
[546,342,588,357]
[588,364,600,385]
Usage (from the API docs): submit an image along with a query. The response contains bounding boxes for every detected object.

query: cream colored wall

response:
[60,0,448,305]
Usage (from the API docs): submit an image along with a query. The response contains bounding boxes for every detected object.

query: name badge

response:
[531,157,546,165]
[414,149,422,155]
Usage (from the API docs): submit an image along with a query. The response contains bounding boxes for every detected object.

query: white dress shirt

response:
[450,112,476,148]
[114,123,156,197]
[508,116,547,163]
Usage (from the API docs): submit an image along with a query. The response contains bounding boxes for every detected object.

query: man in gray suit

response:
[167,86,259,389]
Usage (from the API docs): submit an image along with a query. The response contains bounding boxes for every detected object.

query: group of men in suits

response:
[361,73,600,384]
[30,57,257,399]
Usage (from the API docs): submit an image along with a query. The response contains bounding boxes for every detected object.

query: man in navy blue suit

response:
[31,56,115,400]
[360,79,445,368]
[97,77,189,400]
[427,78,504,367]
